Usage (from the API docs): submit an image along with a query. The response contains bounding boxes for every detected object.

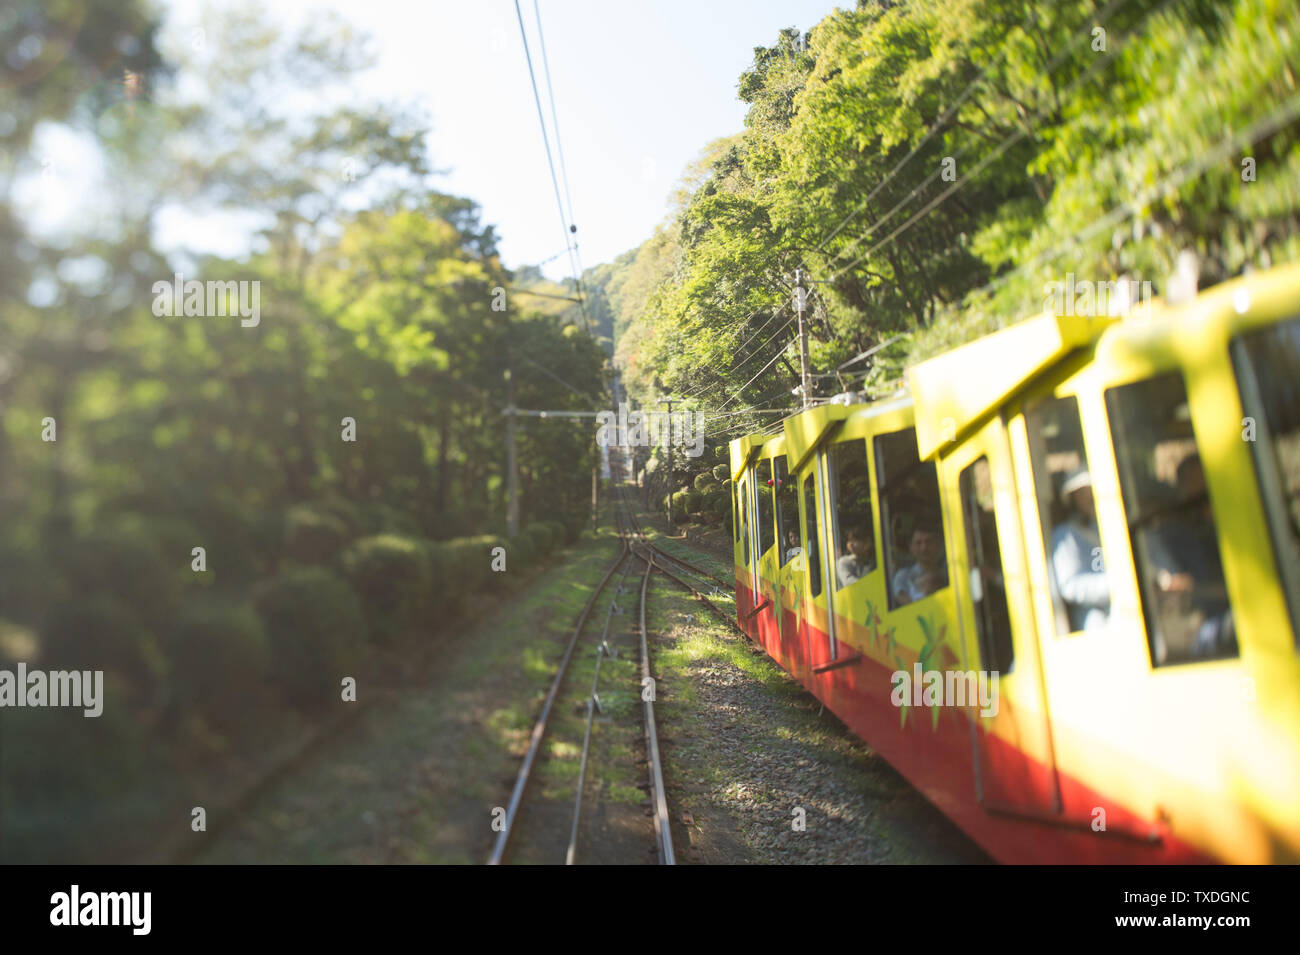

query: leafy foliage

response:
[610,0,1300,432]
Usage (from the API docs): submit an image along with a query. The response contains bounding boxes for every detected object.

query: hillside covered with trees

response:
[0,2,604,861]
[605,0,1300,443]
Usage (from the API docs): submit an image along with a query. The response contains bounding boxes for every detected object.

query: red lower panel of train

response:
[734,578,1217,864]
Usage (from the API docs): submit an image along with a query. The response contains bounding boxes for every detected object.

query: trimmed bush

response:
[342,535,432,644]
[2,701,149,860]
[543,519,569,548]
[313,496,364,535]
[252,567,366,708]
[693,473,714,492]
[684,490,703,515]
[0,535,55,625]
[55,524,177,629]
[524,522,553,556]
[712,464,730,482]
[284,505,350,566]
[418,539,450,609]
[357,501,420,536]
[438,535,504,603]
[42,594,166,704]
[164,599,270,728]
[705,488,729,519]
[506,530,536,568]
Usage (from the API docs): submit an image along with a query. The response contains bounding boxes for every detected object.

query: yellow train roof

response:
[909,313,1113,459]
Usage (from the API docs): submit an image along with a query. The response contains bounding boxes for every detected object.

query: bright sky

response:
[151,0,846,278]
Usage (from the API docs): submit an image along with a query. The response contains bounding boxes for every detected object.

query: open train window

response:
[1232,315,1300,648]
[756,457,775,557]
[733,477,741,543]
[1024,395,1111,635]
[959,457,1013,674]
[874,427,948,610]
[1106,372,1237,667]
[802,473,823,598]
[828,438,876,590]
[738,474,750,566]
[774,456,800,566]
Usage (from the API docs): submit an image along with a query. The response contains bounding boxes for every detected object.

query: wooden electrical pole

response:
[795,269,810,409]
[660,397,675,525]
[505,335,520,540]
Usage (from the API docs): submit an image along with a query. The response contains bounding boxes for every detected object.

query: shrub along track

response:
[189,489,986,864]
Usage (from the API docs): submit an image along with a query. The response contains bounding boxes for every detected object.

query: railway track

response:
[487,495,676,865]
[617,487,746,640]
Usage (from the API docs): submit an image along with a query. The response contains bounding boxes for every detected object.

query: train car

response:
[729,262,1300,863]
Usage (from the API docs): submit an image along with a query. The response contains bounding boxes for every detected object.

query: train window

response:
[756,457,775,557]
[739,475,750,565]
[828,438,877,589]
[733,477,741,542]
[959,457,1014,674]
[1024,395,1111,635]
[1105,373,1237,667]
[874,428,948,610]
[802,473,823,597]
[1231,316,1300,647]
[774,456,800,565]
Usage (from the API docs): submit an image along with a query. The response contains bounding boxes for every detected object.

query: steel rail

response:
[637,551,675,865]
[487,539,629,865]
[566,550,642,865]
[619,488,734,592]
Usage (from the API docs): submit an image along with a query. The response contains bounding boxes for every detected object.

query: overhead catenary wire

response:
[632,0,1185,426]
[716,335,796,411]
[958,86,1300,309]
[534,0,594,331]
[812,1,1097,252]
[534,0,576,231]
[514,0,589,330]
[517,352,596,400]
[823,0,1171,284]
[695,88,1300,444]
[673,299,790,402]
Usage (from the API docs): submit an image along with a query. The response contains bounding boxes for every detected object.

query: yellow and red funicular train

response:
[729,263,1300,864]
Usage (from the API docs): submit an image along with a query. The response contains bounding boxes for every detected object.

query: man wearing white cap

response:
[1050,468,1110,631]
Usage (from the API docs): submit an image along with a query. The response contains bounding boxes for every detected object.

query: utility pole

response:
[794,268,810,409]
[659,397,675,525]
[591,440,598,533]
[505,331,520,539]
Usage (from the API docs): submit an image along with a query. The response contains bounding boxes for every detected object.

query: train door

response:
[943,415,1062,815]
[772,455,808,677]
[753,457,779,653]
[800,451,838,667]
[822,438,880,669]
[734,472,754,610]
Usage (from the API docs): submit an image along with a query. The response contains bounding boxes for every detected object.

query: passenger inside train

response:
[891,521,947,606]
[1107,373,1238,665]
[783,528,803,563]
[1050,468,1111,632]
[835,523,874,588]
[1145,454,1236,660]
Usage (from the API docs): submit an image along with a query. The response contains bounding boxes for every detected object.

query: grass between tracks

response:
[194,500,633,864]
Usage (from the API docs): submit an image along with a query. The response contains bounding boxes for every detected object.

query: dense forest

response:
[602,0,1300,464]
[0,2,604,860]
